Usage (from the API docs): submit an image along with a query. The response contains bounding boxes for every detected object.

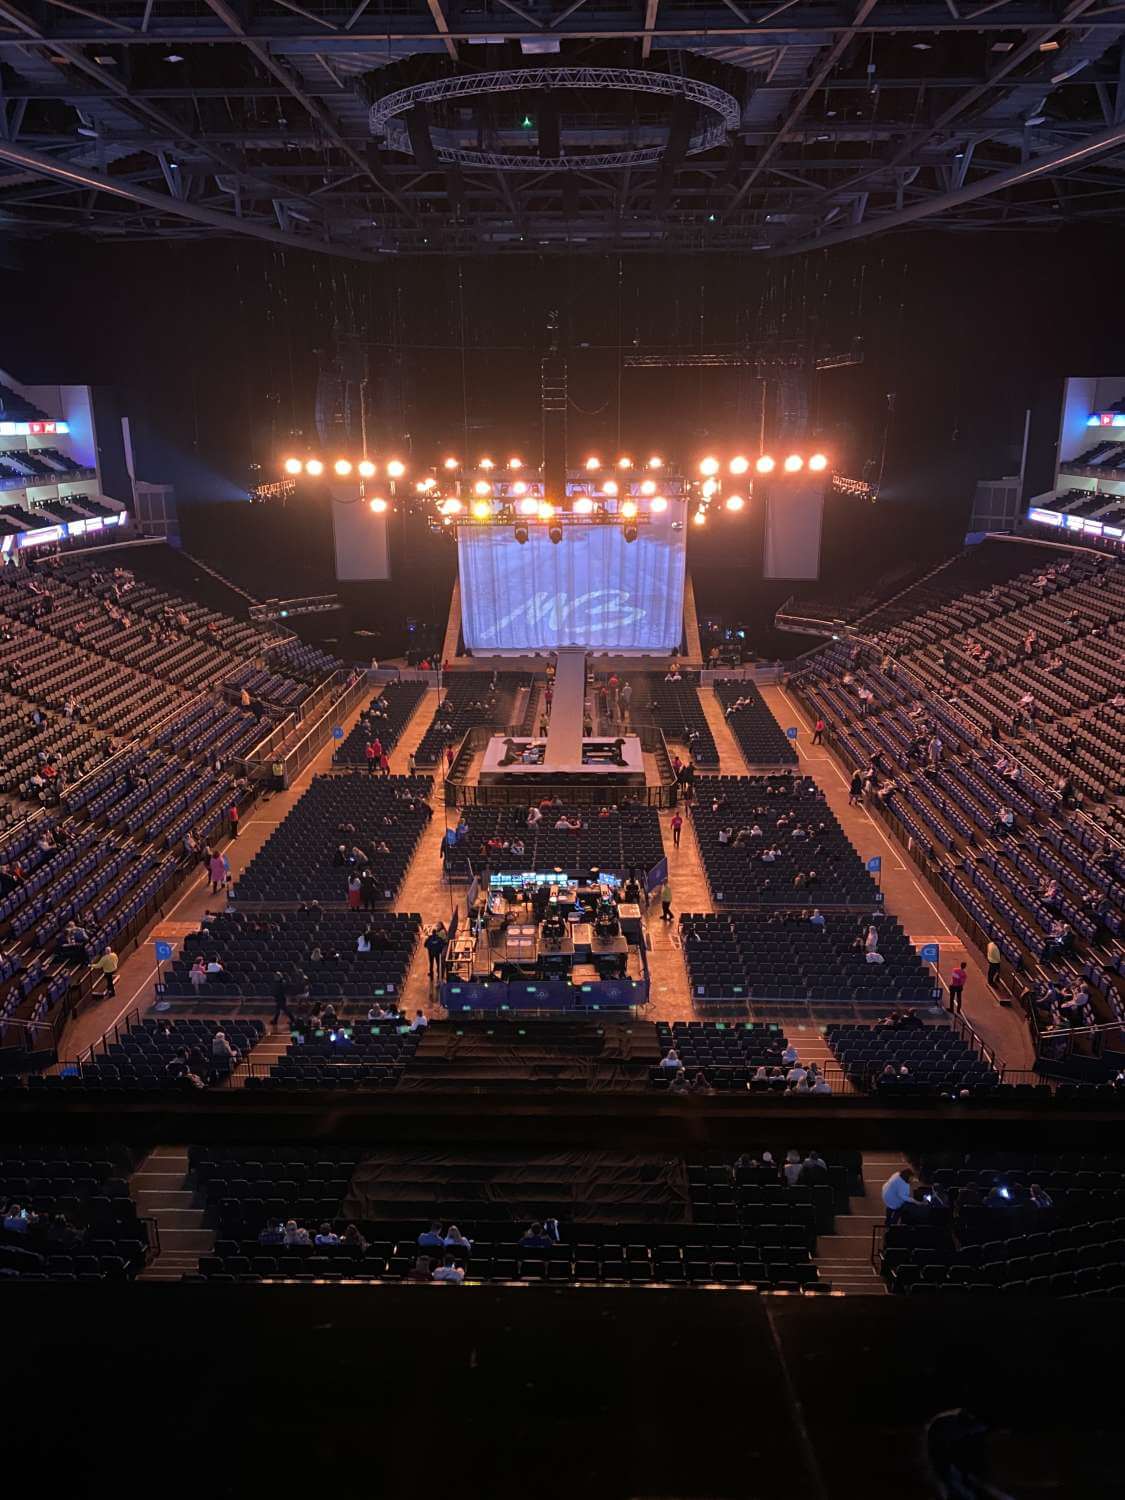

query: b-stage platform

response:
[480,734,645,786]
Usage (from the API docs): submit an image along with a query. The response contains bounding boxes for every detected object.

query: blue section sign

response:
[919,942,940,965]
[154,939,173,962]
[331,725,345,740]
[785,726,799,739]
[866,855,882,873]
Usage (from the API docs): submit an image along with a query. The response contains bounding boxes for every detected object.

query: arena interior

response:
[2,3,1125,1492]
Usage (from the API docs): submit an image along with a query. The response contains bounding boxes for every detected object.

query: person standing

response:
[986,939,1002,987]
[424,923,448,981]
[812,717,826,745]
[848,770,863,806]
[228,801,239,840]
[271,974,294,1029]
[659,880,673,922]
[670,811,683,850]
[208,848,226,895]
[948,962,967,1014]
[93,945,118,997]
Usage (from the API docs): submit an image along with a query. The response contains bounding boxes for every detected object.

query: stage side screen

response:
[762,478,824,581]
[331,486,390,581]
[459,515,686,651]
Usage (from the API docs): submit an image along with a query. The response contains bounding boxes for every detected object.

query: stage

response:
[480,734,645,785]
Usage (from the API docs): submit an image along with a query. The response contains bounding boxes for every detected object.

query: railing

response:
[71,1005,142,1068]
[140,1215,162,1260]
[870,1221,886,1272]
[248,669,370,784]
[948,1008,1000,1075]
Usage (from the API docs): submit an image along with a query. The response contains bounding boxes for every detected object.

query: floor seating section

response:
[881,1151,1125,1298]
[714,681,798,765]
[692,775,881,906]
[332,681,427,766]
[247,1027,417,1091]
[441,801,665,879]
[678,913,935,1007]
[48,1017,265,1090]
[788,538,1125,1027]
[415,673,530,768]
[640,675,719,767]
[826,1023,999,1094]
[189,1149,829,1288]
[651,1020,791,1086]
[162,909,420,1010]
[232,774,432,905]
[0,1143,149,1279]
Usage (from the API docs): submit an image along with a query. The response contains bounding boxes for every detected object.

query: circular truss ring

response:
[369,67,741,172]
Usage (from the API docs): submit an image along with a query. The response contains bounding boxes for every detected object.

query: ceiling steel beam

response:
[0,137,383,256]
[773,116,1125,252]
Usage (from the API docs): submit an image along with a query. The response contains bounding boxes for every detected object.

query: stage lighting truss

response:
[687,449,831,523]
[369,69,740,173]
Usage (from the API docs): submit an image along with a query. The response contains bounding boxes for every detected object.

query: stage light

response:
[471,499,491,520]
[585,456,600,471]
[369,497,387,513]
[480,458,495,471]
[283,458,302,476]
[386,459,406,478]
[573,496,595,515]
[756,455,775,474]
[357,459,376,479]
[473,480,492,497]
[304,459,324,476]
[548,524,563,545]
[701,477,718,499]
[603,479,619,497]
[617,457,632,470]
[509,457,523,470]
[513,481,528,496]
[443,457,459,470]
[538,501,555,520]
[647,456,663,469]
[784,454,804,472]
[725,494,745,512]
[620,500,638,519]
[808,452,829,472]
[515,524,529,544]
[333,459,353,477]
[692,508,707,526]
[623,524,638,544]
[730,455,749,475]
[650,495,668,513]
[519,496,539,516]
[442,497,463,515]
[640,479,656,496]
[699,456,720,476]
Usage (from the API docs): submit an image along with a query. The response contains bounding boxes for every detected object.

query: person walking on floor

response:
[94,945,118,997]
[228,802,239,839]
[271,974,294,1028]
[948,962,967,1014]
[848,770,863,806]
[206,849,225,895]
[670,811,683,850]
[424,923,448,982]
[659,880,673,922]
[986,939,1002,988]
[812,718,826,745]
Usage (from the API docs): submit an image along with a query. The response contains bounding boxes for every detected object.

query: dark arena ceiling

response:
[0,0,1123,257]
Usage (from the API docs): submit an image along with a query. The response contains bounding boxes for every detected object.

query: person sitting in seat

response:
[432,1252,465,1283]
[519,1222,553,1250]
[659,1047,682,1071]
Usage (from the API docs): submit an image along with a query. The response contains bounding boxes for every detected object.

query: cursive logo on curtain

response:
[480,589,647,644]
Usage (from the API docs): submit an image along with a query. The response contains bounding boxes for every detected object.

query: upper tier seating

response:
[715,681,798,766]
[233,775,432,905]
[0,1142,150,1280]
[692,775,881,906]
[0,383,46,421]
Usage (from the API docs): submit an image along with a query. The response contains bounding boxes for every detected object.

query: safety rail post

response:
[870,1222,886,1272]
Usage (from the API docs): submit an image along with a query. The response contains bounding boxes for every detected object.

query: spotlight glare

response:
[725,493,745,512]
[443,457,459,470]
[620,499,638,519]
[784,454,804,473]
[357,459,376,479]
[701,477,718,499]
[480,457,495,471]
[512,480,528,496]
[537,501,555,520]
[647,456,663,470]
[808,452,829,472]
[755,455,776,474]
[729,455,749,475]
[304,459,324,476]
[509,456,523,470]
[650,495,668,513]
[692,508,707,526]
[386,459,406,478]
[640,479,656,496]
[442,497,463,515]
[617,456,632,470]
[573,496,595,515]
[283,457,302,476]
[369,497,387,513]
[603,479,619,497]
[473,480,492,497]
[333,458,353,477]
[699,456,720,477]
[519,496,539,516]
[585,456,600,471]
[471,499,491,520]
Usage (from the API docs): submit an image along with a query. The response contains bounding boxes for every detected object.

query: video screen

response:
[459,517,686,651]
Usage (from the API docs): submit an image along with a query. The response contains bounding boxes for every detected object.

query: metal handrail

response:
[71,1004,142,1068]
